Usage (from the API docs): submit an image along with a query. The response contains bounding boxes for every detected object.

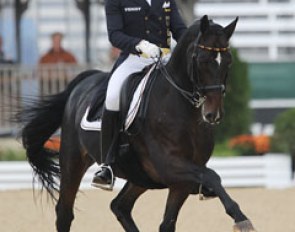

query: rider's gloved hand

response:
[135,40,161,59]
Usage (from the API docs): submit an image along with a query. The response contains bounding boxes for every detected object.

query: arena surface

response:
[1,187,295,232]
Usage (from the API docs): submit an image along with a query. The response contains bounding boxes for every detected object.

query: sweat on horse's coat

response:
[17,15,256,232]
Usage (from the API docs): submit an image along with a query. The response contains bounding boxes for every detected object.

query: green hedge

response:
[215,48,252,142]
[271,109,295,157]
[0,149,26,161]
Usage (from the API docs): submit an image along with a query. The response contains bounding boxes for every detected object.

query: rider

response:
[92,0,187,190]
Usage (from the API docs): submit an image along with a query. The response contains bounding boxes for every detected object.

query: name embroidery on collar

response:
[124,7,141,12]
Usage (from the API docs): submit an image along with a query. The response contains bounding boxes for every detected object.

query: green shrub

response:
[271,109,295,157]
[215,48,252,142]
[213,141,239,157]
[0,149,26,161]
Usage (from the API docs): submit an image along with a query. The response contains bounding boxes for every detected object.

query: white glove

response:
[135,40,161,59]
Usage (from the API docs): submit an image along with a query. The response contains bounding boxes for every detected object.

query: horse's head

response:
[187,15,238,125]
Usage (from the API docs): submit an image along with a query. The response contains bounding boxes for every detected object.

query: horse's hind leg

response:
[159,186,190,232]
[110,181,146,232]
[202,168,256,232]
[56,146,93,232]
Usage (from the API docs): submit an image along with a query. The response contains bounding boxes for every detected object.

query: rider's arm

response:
[105,0,141,54]
[170,0,187,42]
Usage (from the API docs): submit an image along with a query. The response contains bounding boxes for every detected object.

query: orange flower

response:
[44,136,61,151]
[229,134,270,155]
[253,135,270,154]
[229,135,254,148]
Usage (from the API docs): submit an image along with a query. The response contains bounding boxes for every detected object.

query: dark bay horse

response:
[19,15,256,232]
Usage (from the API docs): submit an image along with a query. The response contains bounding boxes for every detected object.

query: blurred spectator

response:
[38,32,77,96]
[39,32,77,64]
[0,35,14,64]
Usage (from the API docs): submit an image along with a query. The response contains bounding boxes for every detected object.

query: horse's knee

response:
[202,168,221,189]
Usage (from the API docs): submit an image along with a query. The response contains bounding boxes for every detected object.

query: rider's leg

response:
[92,55,155,190]
[91,109,119,189]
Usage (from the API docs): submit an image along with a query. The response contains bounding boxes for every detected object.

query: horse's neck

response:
[165,49,192,91]
[154,64,202,123]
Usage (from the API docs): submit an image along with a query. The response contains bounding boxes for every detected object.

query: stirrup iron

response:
[91,165,115,191]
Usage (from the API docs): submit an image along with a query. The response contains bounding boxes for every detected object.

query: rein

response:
[159,35,229,108]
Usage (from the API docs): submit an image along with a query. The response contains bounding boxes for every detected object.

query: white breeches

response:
[105,54,157,111]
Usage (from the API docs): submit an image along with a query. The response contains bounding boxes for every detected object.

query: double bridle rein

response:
[159,36,230,108]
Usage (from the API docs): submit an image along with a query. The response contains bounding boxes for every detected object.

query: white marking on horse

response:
[215,52,221,65]
[215,110,220,122]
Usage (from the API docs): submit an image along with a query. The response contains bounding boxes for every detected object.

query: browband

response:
[198,44,230,52]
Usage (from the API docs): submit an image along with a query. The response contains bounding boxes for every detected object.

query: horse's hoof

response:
[233,220,256,232]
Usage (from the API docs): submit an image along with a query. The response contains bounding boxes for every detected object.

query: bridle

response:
[159,33,230,108]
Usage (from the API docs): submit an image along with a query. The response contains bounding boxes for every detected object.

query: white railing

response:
[208,154,293,188]
[0,64,102,135]
[195,0,295,61]
[0,154,293,191]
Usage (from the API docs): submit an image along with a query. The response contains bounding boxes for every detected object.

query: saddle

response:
[81,64,157,132]
[120,64,157,131]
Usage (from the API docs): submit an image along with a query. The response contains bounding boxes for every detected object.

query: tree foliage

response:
[271,109,295,157]
[215,48,252,142]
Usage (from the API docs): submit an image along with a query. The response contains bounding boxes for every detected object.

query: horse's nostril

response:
[205,113,214,121]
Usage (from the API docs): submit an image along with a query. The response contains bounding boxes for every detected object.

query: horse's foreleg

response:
[110,181,146,232]
[56,150,92,232]
[202,168,256,232]
[159,186,190,232]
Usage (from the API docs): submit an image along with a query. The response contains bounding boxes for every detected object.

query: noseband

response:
[159,34,230,108]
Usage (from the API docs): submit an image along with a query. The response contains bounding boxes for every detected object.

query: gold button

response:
[145,16,149,20]
[158,16,162,21]
[146,30,150,34]
[158,31,162,35]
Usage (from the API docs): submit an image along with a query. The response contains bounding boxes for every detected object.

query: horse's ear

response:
[223,17,239,40]
[200,15,209,34]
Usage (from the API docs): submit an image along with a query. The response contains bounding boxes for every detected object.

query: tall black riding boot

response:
[92,110,119,190]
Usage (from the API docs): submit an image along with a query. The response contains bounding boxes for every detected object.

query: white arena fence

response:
[0,64,98,135]
[0,154,293,191]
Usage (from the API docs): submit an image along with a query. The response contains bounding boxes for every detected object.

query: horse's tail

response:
[19,70,99,198]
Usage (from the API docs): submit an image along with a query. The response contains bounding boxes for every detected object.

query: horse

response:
[18,15,256,232]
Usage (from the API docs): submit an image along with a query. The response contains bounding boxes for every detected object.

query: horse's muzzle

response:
[203,111,222,125]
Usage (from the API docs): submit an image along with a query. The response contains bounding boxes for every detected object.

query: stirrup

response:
[91,165,116,191]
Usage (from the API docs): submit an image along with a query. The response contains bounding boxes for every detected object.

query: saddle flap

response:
[120,64,156,130]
